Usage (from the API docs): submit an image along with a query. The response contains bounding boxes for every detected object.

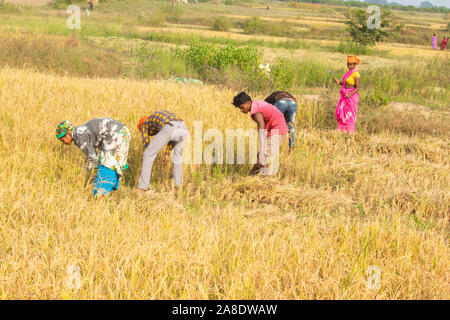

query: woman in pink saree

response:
[334,55,361,134]
[432,34,437,50]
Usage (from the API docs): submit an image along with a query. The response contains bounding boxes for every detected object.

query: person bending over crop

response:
[264,91,298,149]
[232,92,288,176]
[136,111,188,191]
[56,118,130,197]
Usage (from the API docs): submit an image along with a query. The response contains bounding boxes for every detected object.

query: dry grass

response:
[261,46,394,68]
[136,24,299,44]
[137,24,449,59]
[376,43,450,58]
[0,33,125,78]
[222,14,345,28]
[0,67,448,299]
[4,0,49,5]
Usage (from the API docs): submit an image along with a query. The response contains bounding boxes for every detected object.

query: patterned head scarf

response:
[56,120,74,139]
[347,55,360,65]
[137,116,148,132]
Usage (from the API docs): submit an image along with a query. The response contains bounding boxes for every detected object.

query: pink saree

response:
[335,69,359,133]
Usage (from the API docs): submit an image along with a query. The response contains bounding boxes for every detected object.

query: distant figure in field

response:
[333,55,360,134]
[87,0,98,10]
[136,111,188,191]
[56,118,131,197]
[431,34,437,49]
[232,92,288,176]
[440,37,447,50]
[266,6,270,10]
[264,91,298,149]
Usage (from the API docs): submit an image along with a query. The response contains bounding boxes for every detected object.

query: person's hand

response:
[162,153,170,167]
[84,170,96,188]
[258,154,268,167]
[345,93,352,98]
[334,77,339,85]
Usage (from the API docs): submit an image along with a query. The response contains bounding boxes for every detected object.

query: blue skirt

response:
[93,165,120,196]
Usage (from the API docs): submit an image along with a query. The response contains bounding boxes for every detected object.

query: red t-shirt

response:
[250,100,288,136]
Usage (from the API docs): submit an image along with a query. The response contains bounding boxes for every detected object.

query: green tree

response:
[345,8,392,46]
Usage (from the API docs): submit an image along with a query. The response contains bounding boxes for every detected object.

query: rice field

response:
[0,66,448,299]
[0,0,448,300]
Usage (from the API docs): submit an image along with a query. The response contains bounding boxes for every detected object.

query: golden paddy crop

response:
[0,67,448,299]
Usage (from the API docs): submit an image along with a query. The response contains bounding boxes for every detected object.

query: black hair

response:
[232,92,252,107]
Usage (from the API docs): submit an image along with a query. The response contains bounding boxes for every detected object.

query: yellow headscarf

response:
[347,55,360,65]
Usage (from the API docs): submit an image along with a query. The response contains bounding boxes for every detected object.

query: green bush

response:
[364,86,390,107]
[270,59,297,89]
[241,16,266,35]
[212,16,232,32]
[178,42,259,73]
[134,42,266,91]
